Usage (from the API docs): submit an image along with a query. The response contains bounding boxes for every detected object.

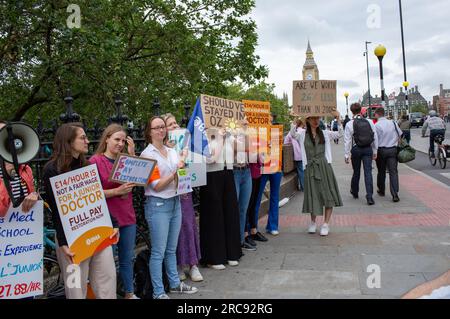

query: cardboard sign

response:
[50,165,115,264]
[109,154,157,187]
[168,129,207,187]
[0,202,44,299]
[292,80,337,117]
[176,169,192,195]
[262,125,283,174]
[243,100,271,125]
[200,94,245,129]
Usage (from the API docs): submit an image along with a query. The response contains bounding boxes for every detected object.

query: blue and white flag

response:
[187,98,210,157]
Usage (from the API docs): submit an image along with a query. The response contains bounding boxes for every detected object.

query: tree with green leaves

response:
[0,0,267,125]
[224,82,291,130]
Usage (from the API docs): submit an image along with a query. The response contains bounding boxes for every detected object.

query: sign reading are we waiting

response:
[292,80,337,117]
[109,154,157,187]
[0,202,44,299]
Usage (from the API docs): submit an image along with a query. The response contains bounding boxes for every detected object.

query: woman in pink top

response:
[90,124,138,299]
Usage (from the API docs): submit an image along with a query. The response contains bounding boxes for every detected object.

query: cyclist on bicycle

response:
[422,110,446,158]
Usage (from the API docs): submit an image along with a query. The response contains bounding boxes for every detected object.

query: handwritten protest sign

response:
[292,80,337,117]
[200,94,245,129]
[243,100,271,125]
[50,165,114,264]
[176,169,192,195]
[109,154,156,187]
[168,129,207,187]
[0,201,44,299]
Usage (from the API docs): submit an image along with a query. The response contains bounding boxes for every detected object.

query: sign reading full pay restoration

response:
[109,154,157,187]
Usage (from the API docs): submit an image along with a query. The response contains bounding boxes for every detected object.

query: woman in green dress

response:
[290,115,343,236]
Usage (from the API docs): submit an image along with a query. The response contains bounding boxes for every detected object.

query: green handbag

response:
[394,121,416,163]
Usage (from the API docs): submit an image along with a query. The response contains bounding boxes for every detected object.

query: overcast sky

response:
[251,0,450,115]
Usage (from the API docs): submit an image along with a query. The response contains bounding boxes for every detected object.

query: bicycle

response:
[428,133,448,169]
[36,203,65,299]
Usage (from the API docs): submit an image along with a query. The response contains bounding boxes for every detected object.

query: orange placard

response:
[243,100,271,126]
[49,165,115,264]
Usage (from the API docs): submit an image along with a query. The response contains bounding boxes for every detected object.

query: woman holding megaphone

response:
[0,120,38,217]
[42,123,118,299]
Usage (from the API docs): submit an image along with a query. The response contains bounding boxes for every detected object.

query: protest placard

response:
[243,100,271,125]
[292,80,337,117]
[168,128,207,187]
[200,94,245,129]
[50,165,115,264]
[176,169,192,195]
[109,154,157,187]
[261,125,283,174]
[0,201,44,299]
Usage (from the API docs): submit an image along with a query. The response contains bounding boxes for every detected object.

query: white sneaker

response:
[178,267,187,281]
[125,294,140,299]
[320,224,330,236]
[308,223,317,234]
[208,264,226,270]
[189,265,204,282]
[269,230,279,236]
[227,260,239,266]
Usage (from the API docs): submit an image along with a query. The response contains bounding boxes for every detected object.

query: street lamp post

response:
[403,81,410,116]
[374,45,387,115]
[344,92,350,116]
[399,0,409,116]
[364,41,372,118]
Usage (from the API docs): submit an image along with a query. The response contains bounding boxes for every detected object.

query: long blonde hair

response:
[95,124,127,155]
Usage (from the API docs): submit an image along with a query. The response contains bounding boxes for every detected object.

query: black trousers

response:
[245,177,261,231]
[351,146,373,199]
[376,147,399,196]
[199,169,242,265]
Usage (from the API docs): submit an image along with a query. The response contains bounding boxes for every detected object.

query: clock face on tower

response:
[306,73,313,80]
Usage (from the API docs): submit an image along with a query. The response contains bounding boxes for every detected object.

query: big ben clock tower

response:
[302,40,320,80]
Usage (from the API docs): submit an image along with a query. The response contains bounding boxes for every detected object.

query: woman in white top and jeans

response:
[140,116,198,299]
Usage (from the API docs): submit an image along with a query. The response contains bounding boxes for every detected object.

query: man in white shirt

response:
[374,108,402,202]
[344,103,378,205]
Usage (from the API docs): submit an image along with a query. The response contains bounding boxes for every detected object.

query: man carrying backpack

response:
[344,103,378,205]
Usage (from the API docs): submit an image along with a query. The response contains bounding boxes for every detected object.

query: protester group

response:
[0,100,447,300]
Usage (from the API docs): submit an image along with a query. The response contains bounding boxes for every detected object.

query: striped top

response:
[0,166,29,200]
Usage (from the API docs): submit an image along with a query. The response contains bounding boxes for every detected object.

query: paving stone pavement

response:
[173,142,450,299]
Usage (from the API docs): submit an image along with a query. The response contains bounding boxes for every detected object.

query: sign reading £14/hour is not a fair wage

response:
[50,164,115,264]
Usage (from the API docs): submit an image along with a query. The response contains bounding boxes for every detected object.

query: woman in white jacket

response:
[290,115,343,236]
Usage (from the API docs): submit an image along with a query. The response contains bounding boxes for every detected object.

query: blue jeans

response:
[402,131,411,144]
[144,196,182,298]
[295,161,304,191]
[117,224,136,294]
[233,168,252,243]
[253,172,283,232]
[351,146,373,199]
